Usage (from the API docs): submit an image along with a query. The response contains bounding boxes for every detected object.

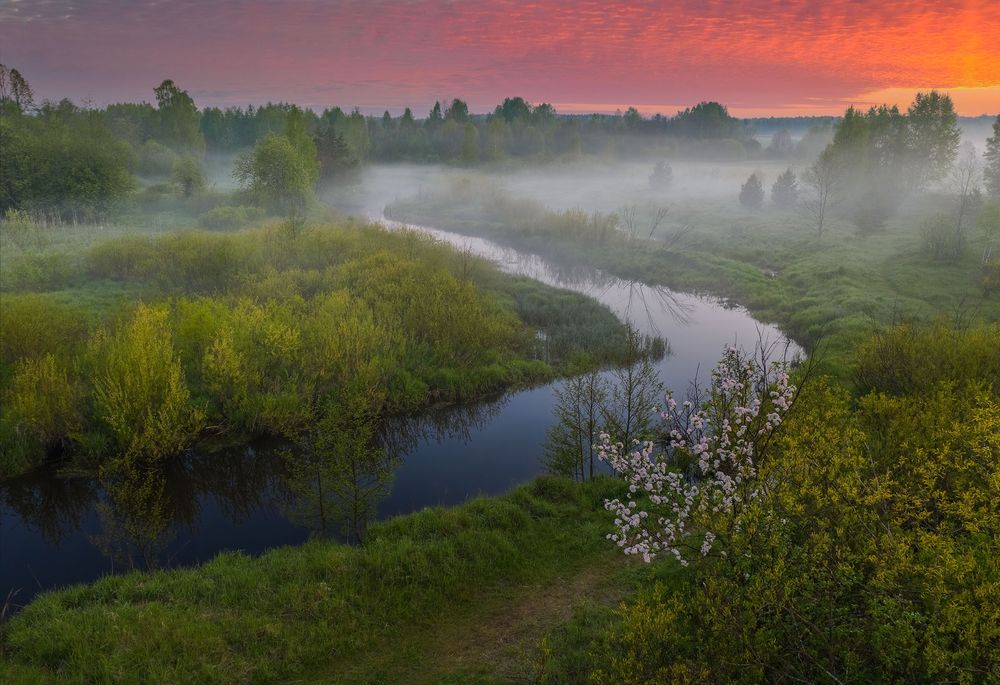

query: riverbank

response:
[0,476,657,684]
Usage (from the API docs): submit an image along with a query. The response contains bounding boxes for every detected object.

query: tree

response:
[768,129,794,156]
[315,126,356,179]
[234,132,315,212]
[770,168,798,208]
[427,101,443,124]
[444,98,470,123]
[984,115,1000,198]
[499,96,532,123]
[284,106,319,181]
[649,161,673,191]
[459,122,479,164]
[950,141,983,247]
[801,149,841,236]
[599,345,795,563]
[669,101,747,139]
[905,90,960,188]
[602,326,663,449]
[739,173,764,209]
[623,107,642,129]
[91,304,204,465]
[171,154,204,197]
[0,111,134,219]
[544,369,608,481]
[153,79,203,152]
[0,64,34,111]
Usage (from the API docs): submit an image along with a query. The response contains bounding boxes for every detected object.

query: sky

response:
[1,0,999,118]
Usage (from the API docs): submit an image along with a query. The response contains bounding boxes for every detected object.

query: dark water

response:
[0,210,800,611]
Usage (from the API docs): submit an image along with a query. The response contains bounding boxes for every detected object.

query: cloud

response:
[1,0,997,114]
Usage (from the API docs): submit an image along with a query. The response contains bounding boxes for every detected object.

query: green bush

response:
[89,303,204,462]
[198,204,267,230]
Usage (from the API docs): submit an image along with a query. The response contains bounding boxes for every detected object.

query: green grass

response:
[0,476,649,684]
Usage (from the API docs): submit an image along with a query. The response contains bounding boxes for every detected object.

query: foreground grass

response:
[0,476,645,684]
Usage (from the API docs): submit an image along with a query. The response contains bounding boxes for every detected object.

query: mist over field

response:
[2,2,999,681]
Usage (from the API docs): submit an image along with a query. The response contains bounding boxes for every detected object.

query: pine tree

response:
[740,173,765,209]
[985,114,1000,198]
[771,168,798,208]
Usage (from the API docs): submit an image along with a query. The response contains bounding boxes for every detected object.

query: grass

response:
[0,476,654,684]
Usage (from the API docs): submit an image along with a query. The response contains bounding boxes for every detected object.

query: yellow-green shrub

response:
[90,303,203,462]
[0,354,81,476]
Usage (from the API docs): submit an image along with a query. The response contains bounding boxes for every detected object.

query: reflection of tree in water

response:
[91,444,291,568]
[379,392,509,456]
[91,464,174,571]
[487,246,696,337]
[283,393,398,543]
[0,469,97,545]
[185,442,290,524]
[0,442,289,572]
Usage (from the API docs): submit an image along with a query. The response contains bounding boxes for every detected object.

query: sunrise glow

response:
[2,0,998,115]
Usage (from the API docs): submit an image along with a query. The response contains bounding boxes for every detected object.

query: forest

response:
[1,58,999,684]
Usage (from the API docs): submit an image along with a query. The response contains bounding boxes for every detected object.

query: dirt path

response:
[410,558,632,684]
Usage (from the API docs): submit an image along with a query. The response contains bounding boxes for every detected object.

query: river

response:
[0,184,801,610]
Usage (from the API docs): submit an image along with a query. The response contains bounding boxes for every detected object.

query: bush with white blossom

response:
[599,344,796,564]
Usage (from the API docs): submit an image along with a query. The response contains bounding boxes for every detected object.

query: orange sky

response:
[2,0,998,116]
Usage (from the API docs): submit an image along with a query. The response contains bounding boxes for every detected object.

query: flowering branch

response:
[599,344,796,564]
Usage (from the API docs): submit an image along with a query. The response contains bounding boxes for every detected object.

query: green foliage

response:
[89,303,204,463]
[921,212,963,261]
[134,139,178,177]
[0,294,90,368]
[0,354,81,474]
[197,204,267,230]
[153,79,204,153]
[668,101,748,140]
[1,220,627,478]
[770,168,798,208]
[576,331,1000,683]
[0,112,134,220]
[906,90,961,188]
[854,321,1000,397]
[171,154,205,197]
[234,132,316,212]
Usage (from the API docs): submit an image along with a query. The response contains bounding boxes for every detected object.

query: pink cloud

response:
[2,0,998,115]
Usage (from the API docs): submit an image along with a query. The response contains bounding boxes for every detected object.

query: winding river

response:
[0,185,801,609]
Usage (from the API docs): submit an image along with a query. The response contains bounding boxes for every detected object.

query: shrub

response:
[0,354,81,476]
[198,205,267,230]
[90,303,204,463]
